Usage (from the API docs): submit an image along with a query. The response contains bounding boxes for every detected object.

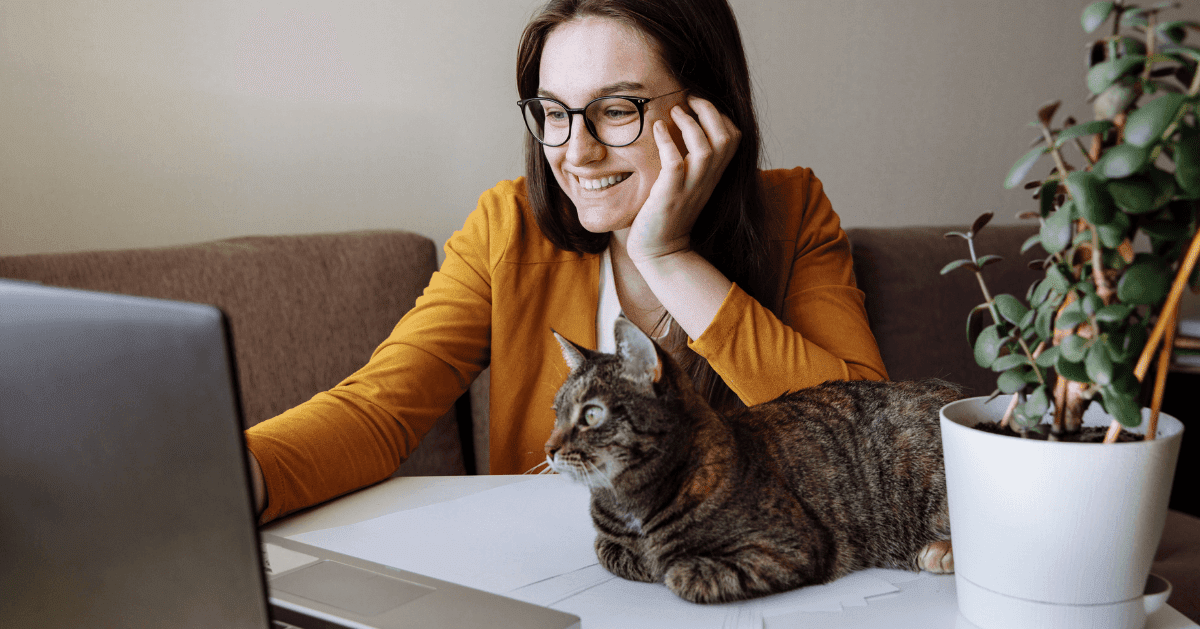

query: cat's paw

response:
[917,539,954,574]
[664,557,754,604]
[596,538,656,582]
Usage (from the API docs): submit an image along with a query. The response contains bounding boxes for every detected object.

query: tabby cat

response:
[545,317,961,604]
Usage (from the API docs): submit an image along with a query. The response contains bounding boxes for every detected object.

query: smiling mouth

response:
[575,172,630,191]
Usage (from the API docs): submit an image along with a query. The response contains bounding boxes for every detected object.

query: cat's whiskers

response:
[524,459,552,475]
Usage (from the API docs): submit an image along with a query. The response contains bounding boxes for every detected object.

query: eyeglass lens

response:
[522,97,645,147]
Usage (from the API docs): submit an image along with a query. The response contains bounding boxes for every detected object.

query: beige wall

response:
[2,2,1198,270]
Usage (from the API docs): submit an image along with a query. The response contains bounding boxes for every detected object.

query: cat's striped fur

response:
[545,318,960,604]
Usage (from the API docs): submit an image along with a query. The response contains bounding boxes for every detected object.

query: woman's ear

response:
[613,317,662,385]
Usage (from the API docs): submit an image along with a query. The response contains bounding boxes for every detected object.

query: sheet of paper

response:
[290,475,598,594]
[546,569,900,629]
[765,572,958,629]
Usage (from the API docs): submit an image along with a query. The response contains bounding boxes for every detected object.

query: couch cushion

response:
[847,224,1043,396]
[1,230,465,476]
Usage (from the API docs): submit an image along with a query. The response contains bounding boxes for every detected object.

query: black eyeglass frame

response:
[517,88,687,148]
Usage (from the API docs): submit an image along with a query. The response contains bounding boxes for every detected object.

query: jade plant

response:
[942,1,1200,441]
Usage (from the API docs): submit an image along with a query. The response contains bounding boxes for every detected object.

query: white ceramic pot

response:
[940,396,1184,629]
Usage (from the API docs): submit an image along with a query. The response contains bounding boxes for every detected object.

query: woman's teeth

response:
[578,173,629,190]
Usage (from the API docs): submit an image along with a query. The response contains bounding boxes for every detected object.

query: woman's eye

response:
[601,108,636,123]
[581,405,604,427]
[544,109,568,123]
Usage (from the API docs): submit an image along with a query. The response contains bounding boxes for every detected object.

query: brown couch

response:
[3,226,1196,621]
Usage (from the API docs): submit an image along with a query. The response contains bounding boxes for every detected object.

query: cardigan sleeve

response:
[688,168,887,405]
[245,183,512,523]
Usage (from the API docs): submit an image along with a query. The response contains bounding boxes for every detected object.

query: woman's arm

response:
[245,184,509,523]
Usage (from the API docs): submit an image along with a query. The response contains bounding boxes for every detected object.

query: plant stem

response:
[1141,14,1158,83]
[1000,393,1020,429]
[1040,125,1072,178]
[1089,222,1116,302]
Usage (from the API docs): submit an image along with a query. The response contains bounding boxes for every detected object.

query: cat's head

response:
[545,317,686,489]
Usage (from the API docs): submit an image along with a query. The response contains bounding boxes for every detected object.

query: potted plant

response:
[937,2,1197,628]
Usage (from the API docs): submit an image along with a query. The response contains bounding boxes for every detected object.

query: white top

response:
[596,247,673,354]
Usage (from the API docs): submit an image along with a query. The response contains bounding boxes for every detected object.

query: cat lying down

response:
[545,317,960,604]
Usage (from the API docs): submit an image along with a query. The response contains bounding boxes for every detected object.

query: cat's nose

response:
[544,443,559,459]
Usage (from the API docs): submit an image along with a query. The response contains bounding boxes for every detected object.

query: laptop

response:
[0,279,580,629]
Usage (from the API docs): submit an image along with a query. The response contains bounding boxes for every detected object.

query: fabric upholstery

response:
[0,230,465,477]
[847,224,1043,396]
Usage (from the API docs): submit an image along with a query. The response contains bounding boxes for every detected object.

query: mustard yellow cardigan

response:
[246,167,887,523]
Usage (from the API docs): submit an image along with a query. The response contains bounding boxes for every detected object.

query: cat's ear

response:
[552,329,589,372]
[614,317,662,384]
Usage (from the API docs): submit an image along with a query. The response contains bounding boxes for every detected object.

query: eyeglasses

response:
[517,89,687,148]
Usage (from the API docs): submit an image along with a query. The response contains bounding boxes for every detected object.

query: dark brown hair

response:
[516,0,770,408]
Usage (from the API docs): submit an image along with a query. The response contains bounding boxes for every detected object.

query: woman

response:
[246,0,886,523]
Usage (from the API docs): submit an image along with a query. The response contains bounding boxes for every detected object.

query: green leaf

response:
[1100,387,1143,427]
[1081,293,1103,317]
[1018,308,1036,330]
[974,325,1003,369]
[1087,55,1146,95]
[1125,93,1187,147]
[1021,233,1044,254]
[1108,168,1177,214]
[1036,345,1061,368]
[1141,218,1192,241]
[992,353,1031,373]
[1056,309,1088,330]
[971,213,994,235]
[1175,125,1200,197]
[1035,306,1055,341]
[966,304,989,347]
[1055,120,1115,148]
[1038,180,1058,218]
[977,254,1004,269]
[1096,303,1136,323]
[1041,205,1075,253]
[1060,333,1089,362]
[1026,384,1051,417]
[1096,210,1131,248]
[1162,44,1200,65]
[1066,170,1116,224]
[1097,143,1150,178]
[1112,324,1149,362]
[1006,146,1049,189]
[1086,343,1115,385]
[1045,264,1072,294]
[993,293,1029,325]
[940,259,976,275]
[1157,21,1191,45]
[1082,1,1116,33]
[1056,355,1091,383]
[998,367,1036,394]
[1117,255,1172,305]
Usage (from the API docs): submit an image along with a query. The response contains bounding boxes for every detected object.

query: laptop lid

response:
[0,279,271,628]
[1,280,580,629]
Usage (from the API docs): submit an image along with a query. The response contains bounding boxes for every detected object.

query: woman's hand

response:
[625,94,741,263]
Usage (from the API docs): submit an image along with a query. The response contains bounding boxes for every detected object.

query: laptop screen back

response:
[0,280,271,628]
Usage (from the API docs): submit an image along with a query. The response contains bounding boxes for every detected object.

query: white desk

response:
[263,475,1199,629]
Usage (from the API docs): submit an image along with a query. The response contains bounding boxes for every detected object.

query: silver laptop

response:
[0,279,580,629]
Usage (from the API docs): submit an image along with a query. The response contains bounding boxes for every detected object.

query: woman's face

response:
[538,17,687,235]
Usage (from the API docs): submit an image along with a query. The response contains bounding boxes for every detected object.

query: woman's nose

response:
[564,115,604,164]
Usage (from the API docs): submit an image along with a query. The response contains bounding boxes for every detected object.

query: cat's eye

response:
[580,405,605,427]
